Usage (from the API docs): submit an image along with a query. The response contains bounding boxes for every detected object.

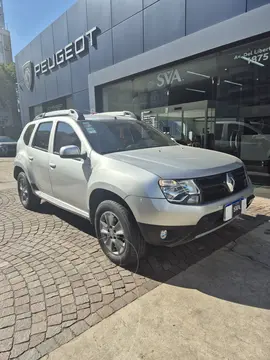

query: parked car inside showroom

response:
[14,109,255,266]
[0,136,17,157]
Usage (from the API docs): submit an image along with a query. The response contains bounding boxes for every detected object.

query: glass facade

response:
[101,36,270,174]
[29,96,73,120]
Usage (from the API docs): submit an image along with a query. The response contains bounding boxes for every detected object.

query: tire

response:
[17,172,41,210]
[95,200,146,266]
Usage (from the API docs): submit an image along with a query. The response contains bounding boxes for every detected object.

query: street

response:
[0,158,269,359]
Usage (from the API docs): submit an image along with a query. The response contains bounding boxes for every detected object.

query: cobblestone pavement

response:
[0,189,269,360]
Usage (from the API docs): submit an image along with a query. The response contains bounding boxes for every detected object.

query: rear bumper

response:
[138,194,255,246]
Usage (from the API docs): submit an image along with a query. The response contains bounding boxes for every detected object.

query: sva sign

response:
[156,69,182,87]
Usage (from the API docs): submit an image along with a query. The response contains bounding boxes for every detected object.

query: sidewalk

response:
[44,222,270,360]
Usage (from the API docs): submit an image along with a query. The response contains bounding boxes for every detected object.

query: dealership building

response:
[15,0,270,172]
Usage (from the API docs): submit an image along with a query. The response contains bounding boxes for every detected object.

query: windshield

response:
[79,119,177,154]
[0,136,15,143]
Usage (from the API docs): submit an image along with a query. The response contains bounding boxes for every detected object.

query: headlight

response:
[159,179,201,205]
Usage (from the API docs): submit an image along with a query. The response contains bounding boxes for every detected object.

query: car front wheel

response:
[95,200,146,266]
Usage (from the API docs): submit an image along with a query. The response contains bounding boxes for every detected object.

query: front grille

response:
[196,166,248,204]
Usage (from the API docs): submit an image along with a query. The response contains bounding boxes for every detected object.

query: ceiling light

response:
[224,80,242,87]
[185,88,206,93]
[186,71,210,79]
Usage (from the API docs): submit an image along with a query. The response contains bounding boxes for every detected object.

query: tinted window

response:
[23,124,35,145]
[32,122,53,151]
[79,119,177,154]
[54,122,81,154]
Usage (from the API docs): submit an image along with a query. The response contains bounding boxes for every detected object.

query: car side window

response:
[23,124,35,145]
[53,122,81,154]
[32,122,53,151]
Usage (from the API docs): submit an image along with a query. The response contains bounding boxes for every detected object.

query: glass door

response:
[142,100,216,149]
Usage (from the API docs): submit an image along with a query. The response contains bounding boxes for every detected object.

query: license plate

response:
[223,198,247,222]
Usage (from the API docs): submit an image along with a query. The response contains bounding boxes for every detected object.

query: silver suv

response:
[14,109,254,265]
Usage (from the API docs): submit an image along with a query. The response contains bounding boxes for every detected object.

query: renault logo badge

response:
[226,173,235,193]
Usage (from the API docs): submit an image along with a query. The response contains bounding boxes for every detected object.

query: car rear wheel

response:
[95,200,146,266]
[17,172,41,210]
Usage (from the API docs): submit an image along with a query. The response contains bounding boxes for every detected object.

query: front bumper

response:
[125,183,254,246]
[138,194,254,246]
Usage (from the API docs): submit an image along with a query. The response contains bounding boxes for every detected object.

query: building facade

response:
[15,0,270,172]
[0,0,12,64]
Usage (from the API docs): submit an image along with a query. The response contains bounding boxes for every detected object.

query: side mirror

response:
[59,145,87,159]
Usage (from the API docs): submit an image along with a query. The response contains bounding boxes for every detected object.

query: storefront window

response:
[101,36,270,174]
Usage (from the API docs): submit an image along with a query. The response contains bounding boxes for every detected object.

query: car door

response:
[48,120,90,212]
[27,121,54,195]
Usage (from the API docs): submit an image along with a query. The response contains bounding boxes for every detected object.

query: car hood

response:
[105,146,243,179]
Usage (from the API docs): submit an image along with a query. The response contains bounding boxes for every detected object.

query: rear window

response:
[23,124,35,145]
[32,122,53,151]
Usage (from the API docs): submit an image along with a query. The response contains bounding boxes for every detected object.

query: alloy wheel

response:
[99,211,126,255]
[19,177,29,205]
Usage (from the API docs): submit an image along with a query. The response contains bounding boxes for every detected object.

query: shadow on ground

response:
[39,201,269,291]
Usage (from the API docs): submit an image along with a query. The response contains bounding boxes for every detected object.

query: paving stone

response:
[0,352,9,360]
[90,293,102,303]
[17,312,31,320]
[14,288,28,298]
[0,326,14,339]
[75,294,89,305]
[62,304,76,315]
[70,320,89,336]
[32,311,46,323]
[74,286,87,296]
[114,289,126,297]
[111,298,127,311]
[15,295,29,306]
[14,329,30,344]
[18,348,41,360]
[87,286,100,295]
[31,294,44,304]
[91,302,103,312]
[1,298,14,308]
[61,294,74,306]
[0,306,14,317]
[46,325,61,339]
[97,305,114,319]
[29,287,43,296]
[102,294,114,305]
[31,302,45,313]
[0,338,12,351]
[10,342,28,358]
[59,287,72,297]
[31,321,47,335]
[48,314,62,326]
[0,314,15,329]
[29,333,45,348]
[85,313,102,327]
[77,308,91,320]
[15,318,31,331]
[54,328,74,346]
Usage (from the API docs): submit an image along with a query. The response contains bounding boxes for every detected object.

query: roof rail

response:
[33,109,85,121]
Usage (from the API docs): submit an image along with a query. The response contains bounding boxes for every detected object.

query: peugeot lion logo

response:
[226,172,235,193]
[22,61,34,91]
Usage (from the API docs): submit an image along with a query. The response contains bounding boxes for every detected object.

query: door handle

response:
[49,163,56,169]
[28,156,33,161]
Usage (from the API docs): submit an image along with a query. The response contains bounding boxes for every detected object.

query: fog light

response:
[160,230,168,240]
